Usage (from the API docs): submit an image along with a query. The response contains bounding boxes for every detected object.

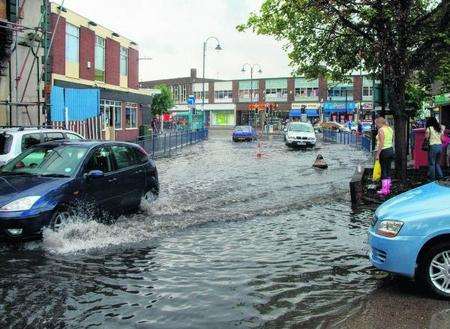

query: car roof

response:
[0,128,83,136]
[35,140,139,149]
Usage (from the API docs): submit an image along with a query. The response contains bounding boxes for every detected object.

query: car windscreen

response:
[0,134,13,155]
[1,145,88,177]
[235,126,251,132]
[289,124,314,133]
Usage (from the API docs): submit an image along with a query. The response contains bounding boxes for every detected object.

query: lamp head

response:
[257,69,262,74]
[215,44,222,51]
[241,67,246,73]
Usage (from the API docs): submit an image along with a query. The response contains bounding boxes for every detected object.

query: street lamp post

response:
[202,36,222,127]
[241,63,262,127]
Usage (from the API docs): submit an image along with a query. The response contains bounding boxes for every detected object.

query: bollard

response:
[152,134,156,158]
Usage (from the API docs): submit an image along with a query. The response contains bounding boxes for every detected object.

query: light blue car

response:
[369,181,450,298]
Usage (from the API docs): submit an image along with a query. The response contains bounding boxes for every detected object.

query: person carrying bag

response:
[375,117,394,196]
[425,117,444,181]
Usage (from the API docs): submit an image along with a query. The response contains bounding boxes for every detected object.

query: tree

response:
[151,84,174,116]
[238,0,450,180]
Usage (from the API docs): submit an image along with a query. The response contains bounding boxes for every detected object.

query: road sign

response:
[187,95,195,106]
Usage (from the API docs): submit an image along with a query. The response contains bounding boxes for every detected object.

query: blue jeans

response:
[428,144,443,180]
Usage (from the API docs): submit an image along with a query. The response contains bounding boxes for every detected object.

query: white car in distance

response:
[0,127,84,166]
[285,122,317,148]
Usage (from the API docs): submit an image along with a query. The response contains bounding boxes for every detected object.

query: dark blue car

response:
[0,140,159,239]
[232,126,257,142]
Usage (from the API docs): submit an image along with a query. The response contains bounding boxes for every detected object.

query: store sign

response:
[361,103,373,110]
[291,103,319,109]
[434,93,450,106]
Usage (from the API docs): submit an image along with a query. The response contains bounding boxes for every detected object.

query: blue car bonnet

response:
[376,182,450,220]
[0,175,70,208]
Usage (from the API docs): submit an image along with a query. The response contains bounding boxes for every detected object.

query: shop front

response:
[323,101,356,122]
[207,104,236,128]
[291,103,320,123]
[436,93,450,127]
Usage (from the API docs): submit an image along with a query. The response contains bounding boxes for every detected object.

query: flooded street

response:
[0,131,417,328]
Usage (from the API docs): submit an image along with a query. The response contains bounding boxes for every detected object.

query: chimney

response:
[190,68,197,78]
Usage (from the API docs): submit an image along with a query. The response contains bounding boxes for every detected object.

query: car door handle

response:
[108,178,117,183]
[135,170,143,174]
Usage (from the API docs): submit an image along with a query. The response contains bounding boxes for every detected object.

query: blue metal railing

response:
[135,128,208,158]
[322,129,372,153]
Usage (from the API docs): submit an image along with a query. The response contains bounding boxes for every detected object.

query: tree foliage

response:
[151,84,174,116]
[238,0,450,179]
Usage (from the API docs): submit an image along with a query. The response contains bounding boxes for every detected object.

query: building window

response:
[95,36,105,82]
[120,46,128,76]
[65,23,79,63]
[170,84,188,103]
[295,87,318,98]
[362,86,373,97]
[100,100,122,129]
[214,90,233,102]
[125,103,138,128]
[265,88,288,101]
[328,87,353,98]
[193,91,207,102]
[238,89,259,102]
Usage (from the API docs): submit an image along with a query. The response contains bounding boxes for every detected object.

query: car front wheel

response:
[49,208,73,231]
[418,242,450,299]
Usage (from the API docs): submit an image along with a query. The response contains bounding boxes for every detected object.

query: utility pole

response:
[201,36,222,127]
[241,63,262,127]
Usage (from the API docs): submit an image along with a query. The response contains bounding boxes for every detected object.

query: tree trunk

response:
[393,114,408,181]
[386,78,408,181]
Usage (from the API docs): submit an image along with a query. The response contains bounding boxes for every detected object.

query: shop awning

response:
[306,109,319,117]
[289,109,302,117]
[323,101,356,114]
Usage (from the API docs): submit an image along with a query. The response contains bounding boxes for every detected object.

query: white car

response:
[0,127,84,165]
[285,122,317,148]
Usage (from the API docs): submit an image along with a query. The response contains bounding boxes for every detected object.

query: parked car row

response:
[0,127,159,240]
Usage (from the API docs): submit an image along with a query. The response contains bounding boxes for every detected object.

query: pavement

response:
[336,275,450,329]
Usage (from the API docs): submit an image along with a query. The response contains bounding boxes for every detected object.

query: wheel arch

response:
[416,234,450,269]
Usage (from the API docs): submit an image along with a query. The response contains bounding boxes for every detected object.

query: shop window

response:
[126,104,138,128]
[95,36,105,82]
[65,23,79,63]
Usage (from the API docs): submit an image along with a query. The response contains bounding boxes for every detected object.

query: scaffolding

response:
[0,0,55,126]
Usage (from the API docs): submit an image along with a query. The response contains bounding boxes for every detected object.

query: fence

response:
[135,128,208,159]
[322,129,372,153]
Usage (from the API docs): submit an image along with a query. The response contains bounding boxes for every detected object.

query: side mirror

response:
[85,170,104,179]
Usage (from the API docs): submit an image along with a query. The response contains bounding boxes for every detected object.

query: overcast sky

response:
[61,0,291,82]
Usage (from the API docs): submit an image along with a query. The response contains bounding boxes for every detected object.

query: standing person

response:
[375,117,394,196]
[357,121,363,136]
[425,117,444,180]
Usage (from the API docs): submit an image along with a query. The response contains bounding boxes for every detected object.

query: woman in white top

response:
[425,117,443,180]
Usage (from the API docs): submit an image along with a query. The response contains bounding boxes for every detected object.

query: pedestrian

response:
[424,117,444,181]
[375,117,394,196]
[357,122,363,136]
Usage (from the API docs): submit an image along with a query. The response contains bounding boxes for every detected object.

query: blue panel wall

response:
[51,86,100,121]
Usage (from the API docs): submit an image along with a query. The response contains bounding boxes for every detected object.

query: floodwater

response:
[0,131,377,329]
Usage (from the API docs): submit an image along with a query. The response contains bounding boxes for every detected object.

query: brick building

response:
[141,69,380,128]
[49,3,152,141]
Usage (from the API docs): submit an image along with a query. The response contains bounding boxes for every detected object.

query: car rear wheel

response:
[50,208,73,231]
[418,242,450,299]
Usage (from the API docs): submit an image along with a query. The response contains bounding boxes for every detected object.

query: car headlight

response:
[377,220,404,237]
[0,196,41,212]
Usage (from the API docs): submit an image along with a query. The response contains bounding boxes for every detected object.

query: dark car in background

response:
[232,126,257,142]
[0,140,159,239]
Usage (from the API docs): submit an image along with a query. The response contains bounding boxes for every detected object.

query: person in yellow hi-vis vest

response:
[375,117,394,196]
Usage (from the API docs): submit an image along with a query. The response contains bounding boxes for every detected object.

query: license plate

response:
[296,141,306,145]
